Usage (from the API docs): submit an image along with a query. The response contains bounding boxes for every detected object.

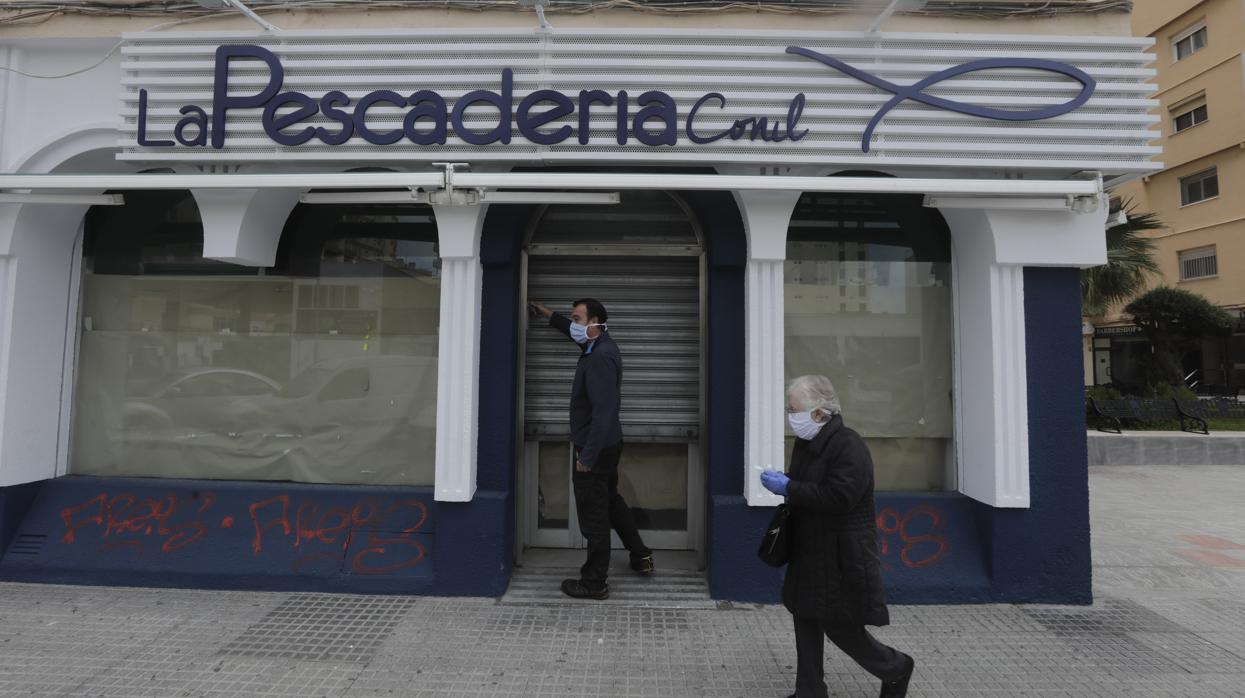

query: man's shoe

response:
[630,553,655,575]
[560,578,609,600]
[879,654,914,698]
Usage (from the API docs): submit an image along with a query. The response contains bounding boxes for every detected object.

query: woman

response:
[760,374,915,698]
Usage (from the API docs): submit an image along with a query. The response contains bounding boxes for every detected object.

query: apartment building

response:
[1097,0,1245,395]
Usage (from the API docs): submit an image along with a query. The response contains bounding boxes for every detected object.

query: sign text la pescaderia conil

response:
[135,44,1097,153]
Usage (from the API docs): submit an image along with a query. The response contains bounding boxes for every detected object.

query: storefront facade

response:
[0,11,1158,603]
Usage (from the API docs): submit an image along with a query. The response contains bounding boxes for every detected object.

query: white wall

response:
[0,41,125,485]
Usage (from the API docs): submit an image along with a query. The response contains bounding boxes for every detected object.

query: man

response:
[529,298,654,600]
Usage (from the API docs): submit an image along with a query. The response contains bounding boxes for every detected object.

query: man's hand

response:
[575,460,591,472]
[529,301,554,318]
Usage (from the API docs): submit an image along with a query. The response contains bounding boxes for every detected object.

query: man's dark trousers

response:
[572,442,650,589]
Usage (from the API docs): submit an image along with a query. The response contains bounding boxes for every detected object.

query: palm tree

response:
[1081,197,1162,317]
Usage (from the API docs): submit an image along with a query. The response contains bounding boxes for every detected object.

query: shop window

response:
[71,192,440,486]
[1179,246,1218,281]
[783,189,953,491]
[1173,23,1207,61]
[1171,97,1208,133]
[1180,168,1219,206]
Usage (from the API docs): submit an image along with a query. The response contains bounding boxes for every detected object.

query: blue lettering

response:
[750,117,774,142]
[451,68,513,146]
[578,90,613,145]
[787,93,809,142]
[517,89,574,146]
[316,91,354,146]
[354,90,407,145]
[633,91,677,147]
[263,92,318,146]
[211,45,284,149]
[137,89,174,147]
[686,93,730,144]
[616,90,629,146]
[728,117,752,140]
[404,90,448,146]
[174,105,209,147]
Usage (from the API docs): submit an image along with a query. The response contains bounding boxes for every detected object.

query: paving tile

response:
[1,464,1245,696]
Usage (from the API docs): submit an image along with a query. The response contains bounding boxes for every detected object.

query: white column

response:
[0,203,89,486]
[947,248,1031,507]
[431,204,488,502]
[937,200,1107,508]
[733,190,802,506]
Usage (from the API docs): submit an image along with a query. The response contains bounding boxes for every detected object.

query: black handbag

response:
[757,503,791,567]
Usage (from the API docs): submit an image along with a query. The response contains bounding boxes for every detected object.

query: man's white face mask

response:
[570,322,606,345]
[788,409,827,441]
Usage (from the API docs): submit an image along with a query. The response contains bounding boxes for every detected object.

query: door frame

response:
[514,192,708,560]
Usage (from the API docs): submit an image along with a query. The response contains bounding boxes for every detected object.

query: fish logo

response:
[787,46,1097,153]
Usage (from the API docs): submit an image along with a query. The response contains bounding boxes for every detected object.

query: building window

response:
[1180,168,1219,206]
[71,192,441,486]
[1172,99,1208,133]
[1179,246,1218,281]
[1173,24,1207,61]
[784,190,953,491]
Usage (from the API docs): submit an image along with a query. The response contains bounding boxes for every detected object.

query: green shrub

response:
[1150,383,1197,401]
[1086,385,1123,401]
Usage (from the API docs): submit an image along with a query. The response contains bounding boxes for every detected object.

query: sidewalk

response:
[2,464,1243,697]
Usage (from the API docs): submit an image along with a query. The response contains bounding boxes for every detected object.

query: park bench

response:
[1088,397,1209,435]
[1182,397,1245,423]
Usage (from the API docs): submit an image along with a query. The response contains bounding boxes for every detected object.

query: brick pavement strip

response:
[0,464,1242,697]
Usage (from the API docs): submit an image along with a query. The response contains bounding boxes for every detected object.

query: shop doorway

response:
[518,191,704,553]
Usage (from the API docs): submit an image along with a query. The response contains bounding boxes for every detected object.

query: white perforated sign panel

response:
[119,28,1158,175]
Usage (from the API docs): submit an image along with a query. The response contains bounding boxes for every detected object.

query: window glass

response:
[1174,26,1207,61]
[71,193,440,485]
[1173,103,1208,133]
[783,190,953,491]
[1180,169,1219,206]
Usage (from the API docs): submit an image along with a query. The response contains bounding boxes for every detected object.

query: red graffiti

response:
[876,505,950,571]
[59,490,430,575]
[248,495,428,574]
[60,491,213,553]
[352,529,428,575]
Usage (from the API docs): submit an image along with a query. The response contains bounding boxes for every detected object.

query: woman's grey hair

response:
[786,375,842,416]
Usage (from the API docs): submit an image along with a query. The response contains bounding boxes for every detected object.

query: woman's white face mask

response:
[788,409,827,441]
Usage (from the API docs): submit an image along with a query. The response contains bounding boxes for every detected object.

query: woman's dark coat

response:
[781,414,889,627]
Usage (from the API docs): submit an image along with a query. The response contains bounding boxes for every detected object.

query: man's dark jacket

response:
[782,413,889,627]
[549,314,623,468]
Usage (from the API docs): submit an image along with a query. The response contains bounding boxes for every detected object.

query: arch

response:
[9,124,122,175]
[1,126,128,257]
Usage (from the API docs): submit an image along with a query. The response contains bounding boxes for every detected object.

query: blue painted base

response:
[0,480,44,558]
[709,493,993,605]
[0,476,510,596]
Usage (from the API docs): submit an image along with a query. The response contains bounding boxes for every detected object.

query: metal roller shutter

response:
[525,255,701,441]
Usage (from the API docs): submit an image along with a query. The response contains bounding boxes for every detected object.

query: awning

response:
[0,168,1103,211]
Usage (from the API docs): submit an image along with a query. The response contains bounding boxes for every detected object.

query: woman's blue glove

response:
[760,470,790,496]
